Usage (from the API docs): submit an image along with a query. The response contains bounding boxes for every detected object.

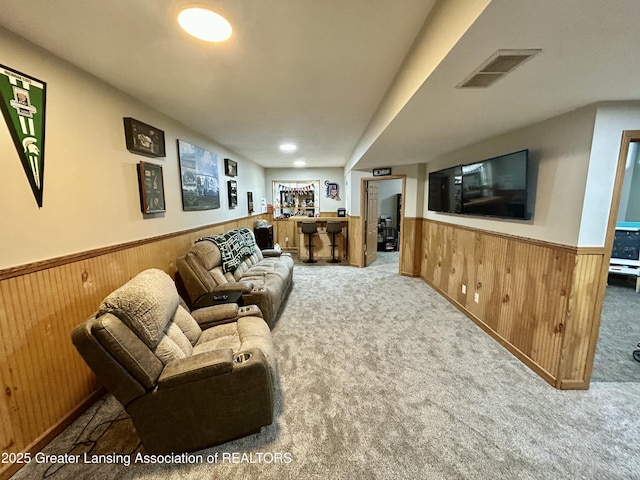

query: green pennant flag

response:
[0,64,47,207]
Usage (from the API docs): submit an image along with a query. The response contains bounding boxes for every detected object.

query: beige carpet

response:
[592,276,640,382]
[11,253,640,480]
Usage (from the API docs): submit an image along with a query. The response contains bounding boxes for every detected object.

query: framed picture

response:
[137,161,166,214]
[124,117,166,158]
[228,180,238,208]
[224,158,237,176]
[247,191,254,214]
[177,139,220,210]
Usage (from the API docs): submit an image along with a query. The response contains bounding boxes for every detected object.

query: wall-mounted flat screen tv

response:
[428,149,529,220]
[461,149,528,219]
[428,165,462,214]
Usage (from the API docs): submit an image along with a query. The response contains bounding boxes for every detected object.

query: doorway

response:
[361,175,406,271]
[592,132,640,382]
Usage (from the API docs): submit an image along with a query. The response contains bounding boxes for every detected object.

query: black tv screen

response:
[461,149,528,219]
[428,165,462,213]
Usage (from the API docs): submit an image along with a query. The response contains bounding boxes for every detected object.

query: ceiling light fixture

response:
[279,143,298,153]
[293,160,306,167]
[177,7,232,42]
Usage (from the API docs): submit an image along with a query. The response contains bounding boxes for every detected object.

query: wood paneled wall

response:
[0,214,268,480]
[348,215,363,267]
[420,219,606,389]
[400,217,422,277]
[347,215,420,274]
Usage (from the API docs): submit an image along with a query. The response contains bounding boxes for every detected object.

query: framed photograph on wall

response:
[247,191,254,214]
[137,161,166,214]
[227,180,238,208]
[224,158,237,176]
[177,139,220,210]
[123,117,166,158]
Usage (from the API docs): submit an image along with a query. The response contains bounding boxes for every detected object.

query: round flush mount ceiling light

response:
[178,7,232,42]
[279,143,298,153]
[293,160,306,167]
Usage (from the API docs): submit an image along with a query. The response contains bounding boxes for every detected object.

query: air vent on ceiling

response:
[457,49,541,89]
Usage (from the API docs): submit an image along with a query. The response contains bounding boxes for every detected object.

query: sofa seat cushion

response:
[194,316,275,376]
[240,274,285,296]
[195,322,241,354]
[235,263,292,284]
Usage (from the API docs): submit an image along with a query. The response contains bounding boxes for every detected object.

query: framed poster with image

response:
[137,161,165,214]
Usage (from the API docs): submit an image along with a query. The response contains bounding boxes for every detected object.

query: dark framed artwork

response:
[227,180,238,208]
[177,139,220,210]
[224,158,237,176]
[124,117,166,158]
[137,161,166,214]
[247,191,254,214]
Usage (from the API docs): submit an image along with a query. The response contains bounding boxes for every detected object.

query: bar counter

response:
[289,216,348,261]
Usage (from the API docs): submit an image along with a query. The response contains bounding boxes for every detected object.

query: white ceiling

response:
[1,0,639,171]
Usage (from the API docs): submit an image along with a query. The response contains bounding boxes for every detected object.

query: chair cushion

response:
[98,269,205,366]
[190,241,222,272]
[155,323,193,364]
[98,269,178,349]
[173,305,201,345]
[194,316,275,377]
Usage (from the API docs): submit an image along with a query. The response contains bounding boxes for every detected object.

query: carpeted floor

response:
[592,276,640,382]
[11,253,640,479]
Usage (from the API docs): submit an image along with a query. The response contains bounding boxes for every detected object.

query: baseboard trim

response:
[556,379,589,390]
[0,388,104,480]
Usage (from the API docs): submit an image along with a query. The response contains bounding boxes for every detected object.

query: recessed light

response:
[293,160,306,167]
[178,8,232,42]
[280,143,298,153]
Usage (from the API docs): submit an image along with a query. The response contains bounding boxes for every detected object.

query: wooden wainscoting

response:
[0,214,268,480]
[272,217,297,251]
[348,215,363,267]
[420,219,606,389]
[400,217,422,277]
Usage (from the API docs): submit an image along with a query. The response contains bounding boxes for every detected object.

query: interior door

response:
[365,182,379,266]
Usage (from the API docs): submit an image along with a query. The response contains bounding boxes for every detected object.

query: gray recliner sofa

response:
[177,227,294,328]
[71,268,275,453]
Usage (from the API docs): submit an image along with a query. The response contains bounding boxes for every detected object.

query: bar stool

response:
[326,221,342,263]
[301,221,318,263]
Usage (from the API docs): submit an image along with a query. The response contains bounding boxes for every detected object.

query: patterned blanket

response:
[197,227,256,274]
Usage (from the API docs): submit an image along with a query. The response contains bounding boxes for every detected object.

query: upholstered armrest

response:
[191,303,239,329]
[261,249,282,257]
[214,281,254,294]
[158,349,234,388]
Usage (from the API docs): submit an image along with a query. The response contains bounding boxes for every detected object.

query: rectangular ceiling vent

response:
[457,49,541,89]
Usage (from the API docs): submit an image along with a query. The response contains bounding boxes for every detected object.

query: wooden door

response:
[365,182,379,266]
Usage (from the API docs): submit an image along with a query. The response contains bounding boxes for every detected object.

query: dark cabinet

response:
[254,224,273,250]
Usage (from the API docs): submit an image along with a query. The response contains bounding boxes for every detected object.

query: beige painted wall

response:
[578,102,640,246]
[348,163,425,218]
[423,105,598,246]
[0,27,266,270]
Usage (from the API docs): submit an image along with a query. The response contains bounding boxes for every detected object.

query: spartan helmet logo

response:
[22,137,40,156]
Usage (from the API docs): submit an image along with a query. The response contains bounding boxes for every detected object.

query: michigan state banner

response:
[0,64,46,207]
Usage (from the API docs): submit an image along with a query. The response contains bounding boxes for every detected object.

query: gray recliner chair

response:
[71,268,276,453]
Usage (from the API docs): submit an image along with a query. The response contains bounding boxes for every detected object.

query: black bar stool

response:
[301,221,318,263]
[326,221,342,263]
